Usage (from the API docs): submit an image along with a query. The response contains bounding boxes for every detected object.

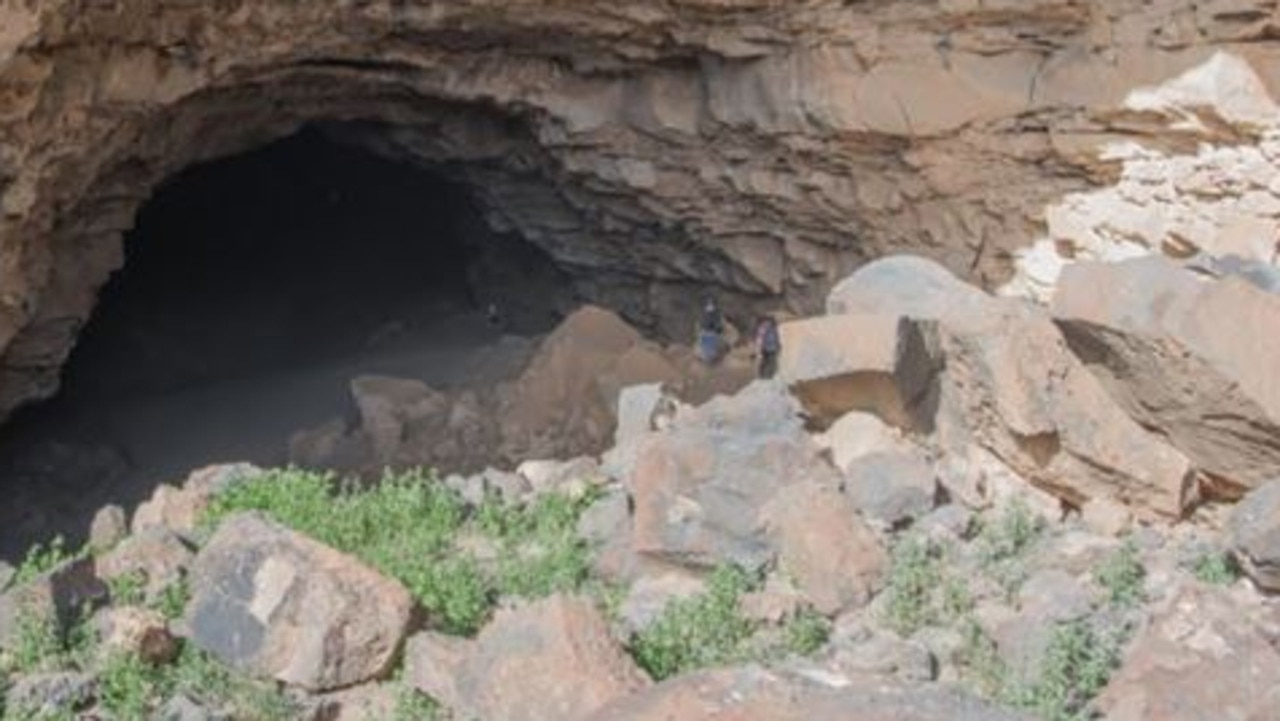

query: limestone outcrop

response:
[3,1,1280,419]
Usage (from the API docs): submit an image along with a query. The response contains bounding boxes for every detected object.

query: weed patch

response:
[1094,539,1144,608]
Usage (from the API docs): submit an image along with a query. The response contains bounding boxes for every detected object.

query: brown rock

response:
[95,606,179,664]
[762,482,887,615]
[0,557,107,652]
[777,312,941,430]
[186,513,414,692]
[403,631,475,711]
[450,595,649,721]
[499,306,680,462]
[1228,479,1280,592]
[1097,584,1280,720]
[133,463,259,539]
[88,504,128,552]
[1053,257,1280,495]
[97,528,194,603]
[349,375,450,464]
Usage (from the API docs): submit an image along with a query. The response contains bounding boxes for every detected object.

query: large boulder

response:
[627,382,840,570]
[1053,257,1280,495]
[829,255,1195,519]
[584,666,1031,721]
[499,306,681,461]
[407,595,648,721]
[186,513,414,692]
[1096,584,1280,720]
[776,313,940,430]
[841,450,938,529]
[349,375,450,463]
[761,481,887,615]
[1228,479,1280,592]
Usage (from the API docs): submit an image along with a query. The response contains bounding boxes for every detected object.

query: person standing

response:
[697,298,724,364]
[754,315,780,379]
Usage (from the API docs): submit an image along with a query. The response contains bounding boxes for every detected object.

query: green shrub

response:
[781,608,831,656]
[976,500,1045,599]
[1005,620,1127,721]
[628,566,757,680]
[106,571,147,608]
[1094,539,1144,608]
[153,578,191,622]
[884,535,942,636]
[12,537,82,588]
[204,467,595,635]
[98,652,167,720]
[1192,551,1239,586]
[166,645,296,721]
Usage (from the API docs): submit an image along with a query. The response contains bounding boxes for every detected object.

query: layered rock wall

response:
[2,0,1279,417]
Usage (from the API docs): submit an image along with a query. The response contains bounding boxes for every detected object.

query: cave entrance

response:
[0,126,572,560]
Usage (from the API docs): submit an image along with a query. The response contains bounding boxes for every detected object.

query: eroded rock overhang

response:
[2,0,1279,418]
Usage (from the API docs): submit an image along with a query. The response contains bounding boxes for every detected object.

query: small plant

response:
[956,617,1007,698]
[392,686,444,721]
[107,571,147,607]
[628,565,757,680]
[12,537,81,587]
[977,499,1044,565]
[152,577,192,622]
[167,645,296,720]
[1005,619,1127,721]
[1192,551,1239,586]
[1095,539,1145,608]
[98,652,167,719]
[781,607,831,656]
[883,535,942,636]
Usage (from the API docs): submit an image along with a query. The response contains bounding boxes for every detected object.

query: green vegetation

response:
[165,646,296,721]
[628,566,757,680]
[1094,539,1144,608]
[1005,620,1128,721]
[1192,550,1240,586]
[204,467,597,635]
[106,571,147,608]
[976,499,1045,598]
[883,535,943,636]
[11,537,82,588]
[627,565,833,681]
[392,685,444,721]
[98,652,166,720]
[955,616,1127,721]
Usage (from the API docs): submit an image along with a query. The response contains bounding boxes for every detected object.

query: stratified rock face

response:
[1,1,1277,419]
[1054,257,1280,494]
[186,513,414,692]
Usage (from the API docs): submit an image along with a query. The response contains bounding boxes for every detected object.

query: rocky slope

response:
[4,255,1280,720]
[4,0,1280,418]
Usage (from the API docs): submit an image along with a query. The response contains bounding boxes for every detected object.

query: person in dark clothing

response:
[754,315,780,379]
[697,298,724,364]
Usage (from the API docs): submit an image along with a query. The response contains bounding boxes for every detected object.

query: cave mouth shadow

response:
[0,124,572,561]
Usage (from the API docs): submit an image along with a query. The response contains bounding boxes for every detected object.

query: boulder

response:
[438,595,649,721]
[5,672,95,717]
[1053,257,1280,495]
[776,313,940,430]
[311,683,398,721]
[1097,584,1280,720]
[585,666,1031,720]
[403,630,474,711]
[88,504,128,552]
[627,382,839,570]
[95,606,179,664]
[841,450,938,529]
[602,382,681,479]
[97,528,194,603]
[499,306,681,462]
[160,695,231,721]
[830,255,1195,520]
[761,481,887,615]
[133,463,259,539]
[186,513,414,692]
[816,411,910,472]
[349,375,450,463]
[827,621,937,682]
[1228,480,1280,592]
